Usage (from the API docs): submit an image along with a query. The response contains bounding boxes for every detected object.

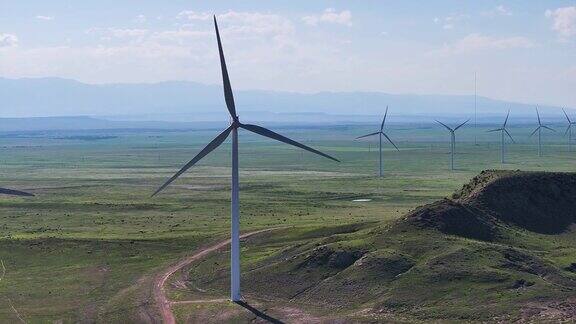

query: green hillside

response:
[179,171,576,322]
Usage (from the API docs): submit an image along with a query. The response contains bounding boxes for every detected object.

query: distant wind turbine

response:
[487,110,514,164]
[436,119,469,170]
[563,108,575,151]
[152,16,339,302]
[530,107,555,157]
[355,107,399,177]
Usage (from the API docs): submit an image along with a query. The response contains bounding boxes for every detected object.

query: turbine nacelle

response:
[355,106,400,151]
[487,110,515,143]
[530,107,555,137]
[435,119,469,134]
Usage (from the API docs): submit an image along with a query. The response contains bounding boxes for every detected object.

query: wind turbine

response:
[530,107,555,157]
[563,108,575,151]
[487,110,514,164]
[355,107,399,177]
[152,16,339,302]
[436,119,469,170]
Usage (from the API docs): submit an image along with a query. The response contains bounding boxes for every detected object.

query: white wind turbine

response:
[355,107,399,177]
[530,107,555,157]
[436,119,469,171]
[487,110,514,164]
[563,108,575,151]
[152,16,339,302]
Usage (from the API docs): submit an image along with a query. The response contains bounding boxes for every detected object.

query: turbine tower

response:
[563,108,575,151]
[488,110,514,164]
[530,107,555,157]
[355,106,399,177]
[152,16,339,302]
[436,119,469,171]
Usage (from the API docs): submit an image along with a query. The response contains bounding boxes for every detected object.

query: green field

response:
[0,122,574,322]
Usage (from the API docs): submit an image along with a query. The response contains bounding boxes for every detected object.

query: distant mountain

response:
[0,116,226,132]
[0,77,572,124]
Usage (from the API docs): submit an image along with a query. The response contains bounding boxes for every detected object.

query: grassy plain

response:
[0,122,574,322]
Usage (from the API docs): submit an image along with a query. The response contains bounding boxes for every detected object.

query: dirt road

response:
[152,229,276,324]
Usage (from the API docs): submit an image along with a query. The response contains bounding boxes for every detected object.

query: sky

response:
[0,1,575,108]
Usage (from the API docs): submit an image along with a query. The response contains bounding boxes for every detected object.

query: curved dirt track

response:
[152,229,276,324]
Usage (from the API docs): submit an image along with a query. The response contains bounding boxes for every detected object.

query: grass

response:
[0,122,574,322]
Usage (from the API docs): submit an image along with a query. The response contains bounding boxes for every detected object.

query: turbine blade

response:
[0,187,34,197]
[214,16,237,120]
[382,132,400,151]
[435,120,453,131]
[563,108,572,124]
[487,128,503,132]
[240,123,339,162]
[542,125,556,132]
[380,106,388,131]
[504,129,515,143]
[152,126,233,196]
[503,109,510,128]
[536,106,541,125]
[454,119,470,131]
[565,124,572,137]
[355,132,380,139]
[529,126,540,138]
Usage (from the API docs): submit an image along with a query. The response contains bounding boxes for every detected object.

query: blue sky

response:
[0,1,575,107]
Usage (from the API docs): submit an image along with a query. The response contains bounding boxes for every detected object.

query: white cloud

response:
[0,10,356,91]
[216,11,295,40]
[177,10,211,21]
[150,30,211,44]
[433,13,468,30]
[495,5,512,16]
[89,11,297,47]
[133,14,146,23]
[302,8,352,26]
[86,28,149,40]
[432,33,534,55]
[0,33,18,47]
[35,15,54,21]
[545,6,576,40]
[111,29,148,38]
[482,5,512,17]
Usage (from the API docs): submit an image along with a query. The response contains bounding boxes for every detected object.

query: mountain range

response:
[0,77,573,131]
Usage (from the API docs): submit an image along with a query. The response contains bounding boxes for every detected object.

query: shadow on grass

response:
[235,301,285,324]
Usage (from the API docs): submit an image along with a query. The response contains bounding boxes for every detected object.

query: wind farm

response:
[1,2,576,324]
[1,117,576,322]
